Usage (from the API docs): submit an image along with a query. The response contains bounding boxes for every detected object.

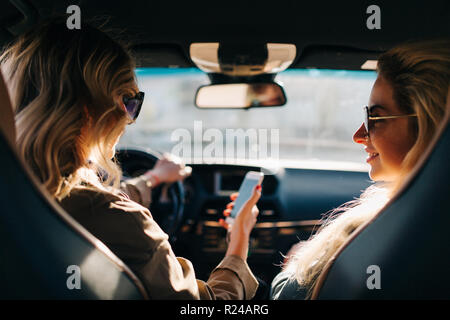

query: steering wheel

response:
[115,148,185,243]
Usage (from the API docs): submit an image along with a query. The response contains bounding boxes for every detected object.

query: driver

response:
[0,17,261,300]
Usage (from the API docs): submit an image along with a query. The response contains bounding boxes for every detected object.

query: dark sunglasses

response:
[364,105,417,136]
[122,91,145,121]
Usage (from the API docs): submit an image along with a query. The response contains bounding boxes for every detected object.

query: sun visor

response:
[190,42,296,76]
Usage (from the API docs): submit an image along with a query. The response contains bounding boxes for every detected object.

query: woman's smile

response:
[365,149,379,163]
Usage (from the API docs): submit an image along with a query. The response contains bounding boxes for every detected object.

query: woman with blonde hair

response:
[270,39,450,299]
[1,17,261,299]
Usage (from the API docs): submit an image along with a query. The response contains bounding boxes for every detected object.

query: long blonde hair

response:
[285,39,450,297]
[0,17,138,200]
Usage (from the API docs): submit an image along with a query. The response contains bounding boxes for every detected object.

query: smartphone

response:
[228,171,264,220]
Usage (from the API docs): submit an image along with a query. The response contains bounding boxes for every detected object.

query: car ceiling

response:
[0,0,449,70]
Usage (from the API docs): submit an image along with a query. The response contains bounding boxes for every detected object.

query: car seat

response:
[0,71,148,299]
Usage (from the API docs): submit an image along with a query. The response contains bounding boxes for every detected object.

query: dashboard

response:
[172,163,372,285]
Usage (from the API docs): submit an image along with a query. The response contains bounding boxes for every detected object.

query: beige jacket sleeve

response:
[120,175,152,208]
[114,196,259,300]
[197,255,259,300]
[59,188,258,300]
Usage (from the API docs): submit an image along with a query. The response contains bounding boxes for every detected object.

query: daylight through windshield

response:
[118,68,377,170]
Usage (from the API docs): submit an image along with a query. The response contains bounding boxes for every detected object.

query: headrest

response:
[0,71,15,146]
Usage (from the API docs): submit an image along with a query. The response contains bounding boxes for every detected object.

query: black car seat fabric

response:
[312,96,450,299]
[0,71,148,299]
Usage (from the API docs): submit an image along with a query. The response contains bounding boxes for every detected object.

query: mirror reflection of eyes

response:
[196,83,286,109]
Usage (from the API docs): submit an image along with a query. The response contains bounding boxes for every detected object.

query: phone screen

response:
[229,171,264,219]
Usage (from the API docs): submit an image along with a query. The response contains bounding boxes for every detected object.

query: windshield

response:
[118,68,377,171]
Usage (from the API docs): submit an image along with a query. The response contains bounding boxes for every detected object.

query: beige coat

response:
[58,176,258,300]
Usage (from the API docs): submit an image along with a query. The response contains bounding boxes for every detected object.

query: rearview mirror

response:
[195,83,286,109]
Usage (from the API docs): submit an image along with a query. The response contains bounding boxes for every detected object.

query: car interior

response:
[0,0,449,300]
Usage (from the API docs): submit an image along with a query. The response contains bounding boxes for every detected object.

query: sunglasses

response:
[364,105,417,136]
[122,91,145,121]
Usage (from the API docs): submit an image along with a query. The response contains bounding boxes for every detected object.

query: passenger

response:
[0,17,261,299]
[269,40,450,299]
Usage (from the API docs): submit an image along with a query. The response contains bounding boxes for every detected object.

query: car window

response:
[118,68,377,170]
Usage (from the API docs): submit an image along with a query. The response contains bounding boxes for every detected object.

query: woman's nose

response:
[353,123,368,144]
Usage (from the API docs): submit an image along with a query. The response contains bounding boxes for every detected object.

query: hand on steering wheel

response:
[144,154,192,186]
[115,149,188,243]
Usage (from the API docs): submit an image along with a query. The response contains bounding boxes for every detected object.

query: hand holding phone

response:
[225,171,264,225]
[222,171,263,259]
